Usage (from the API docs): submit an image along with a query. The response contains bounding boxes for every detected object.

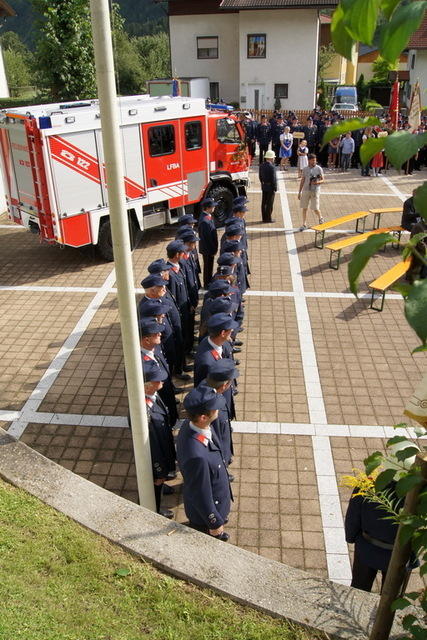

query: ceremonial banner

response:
[408,81,422,132]
[389,80,400,130]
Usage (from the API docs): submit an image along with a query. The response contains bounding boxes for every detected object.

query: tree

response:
[31,0,96,101]
[111,3,146,95]
[356,73,368,105]
[370,56,396,85]
[328,2,427,638]
[0,31,34,91]
[318,43,336,80]
[135,32,171,84]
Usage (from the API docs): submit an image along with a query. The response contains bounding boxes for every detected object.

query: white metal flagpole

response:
[89,0,156,511]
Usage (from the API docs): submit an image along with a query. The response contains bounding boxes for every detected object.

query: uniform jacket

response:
[194,338,236,419]
[345,489,400,571]
[198,211,218,256]
[259,161,277,192]
[141,346,178,425]
[146,394,176,479]
[176,419,232,528]
[180,253,199,308]
[256,123,272,146]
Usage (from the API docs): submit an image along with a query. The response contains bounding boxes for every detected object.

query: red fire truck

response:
[0,96,249,260]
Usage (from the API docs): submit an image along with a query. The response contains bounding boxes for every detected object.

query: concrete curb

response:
[0,428,407,639]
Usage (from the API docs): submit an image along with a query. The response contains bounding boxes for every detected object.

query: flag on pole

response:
[172,78,181,97]
[389,79,400,130]
[408,80,422,132]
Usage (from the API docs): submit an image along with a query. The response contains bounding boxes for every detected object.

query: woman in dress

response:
[279,126,293,171]
[297,138,309,178]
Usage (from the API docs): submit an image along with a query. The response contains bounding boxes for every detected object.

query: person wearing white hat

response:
[258,149,277,223]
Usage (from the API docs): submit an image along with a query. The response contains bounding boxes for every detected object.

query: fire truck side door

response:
[180,117,207,204]
[141,120,184,206]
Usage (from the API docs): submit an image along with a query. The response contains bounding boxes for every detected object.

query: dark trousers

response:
[154,483,163,512]
[272,142,281,165]
[259,144,269,164]
[351,548,386,592]
[247,139,256,158]
[261,190,275,222]
[202,254,215,289]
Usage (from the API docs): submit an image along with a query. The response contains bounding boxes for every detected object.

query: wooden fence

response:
[247,109,369,121]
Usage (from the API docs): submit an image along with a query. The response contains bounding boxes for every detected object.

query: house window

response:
[210,82,219,102]
[197,36,218,59]
[185,121,202,150]
[411,53,416,69]
[148,125,175,156]
[247,34,266,59]
[274,84,288,99]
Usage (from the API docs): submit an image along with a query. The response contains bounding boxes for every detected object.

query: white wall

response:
[170,14,239,103]
[238,9,319,110]
[0,44,9,98]
[408,50,427,108]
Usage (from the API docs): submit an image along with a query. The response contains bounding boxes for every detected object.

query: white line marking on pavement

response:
[0,410,21,421]
[0,285,100,293]
[380,175,407,202]
[278,178,327,424]
[286,190,408,197]
[8,269,118,439]
[278,175,351,583]
[0,224,25,229]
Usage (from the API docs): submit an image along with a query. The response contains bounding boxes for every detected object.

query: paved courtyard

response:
[0,165,425,591]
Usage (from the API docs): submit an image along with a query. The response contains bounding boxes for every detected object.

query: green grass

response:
[0,479,322,640]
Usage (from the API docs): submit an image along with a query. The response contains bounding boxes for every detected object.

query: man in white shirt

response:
[297,153,324,231]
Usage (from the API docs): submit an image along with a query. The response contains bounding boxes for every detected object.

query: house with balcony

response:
[162,0,339,110]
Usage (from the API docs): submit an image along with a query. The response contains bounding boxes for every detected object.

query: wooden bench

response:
[325,226,403,270]
[368,207,403,230]
[312,211,372,249]
[368,257,412,311]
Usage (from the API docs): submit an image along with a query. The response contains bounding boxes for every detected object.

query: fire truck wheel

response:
[97,221,114,262]
[207,185,233,227]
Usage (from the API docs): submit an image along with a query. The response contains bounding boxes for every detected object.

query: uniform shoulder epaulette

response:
[205,214,212,220]
[143,354,151,362]
[210,349,221,360]
[195,433,209,446]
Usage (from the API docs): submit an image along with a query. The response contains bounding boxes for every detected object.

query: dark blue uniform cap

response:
[207,358,240,382]
[224,216,244,227]
[183,385,224,414]
[233,195,249,206]
[139,319,166,336]
[217,252,239,266]
[225,225,243,237]
[178,214,197,225]
[232,204,248,213]
[143,358,168,382]
[207,312,239,332]
[180,230,199,243]
[223,239,242,253]
[166,239,185,254]
[208,280,232,294]
[201,197,218,208]
[208,296,234,315]
[139,298,170,317]
[215,265,234,276]
[147,259,172,274]
[176,225,194,238]
[141,274,166,289]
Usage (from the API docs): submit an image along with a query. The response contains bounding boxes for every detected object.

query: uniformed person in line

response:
[139,318,178,426]
[193,314,238,422]
[220,223,244,256]
[147,259,191,378]
[142,358,176,519]
[138,296,177,375]
[165,239,194,360]
[222,238,249,295]
[198,197,219,288]
[176,214,201,285]
[229,200,250,272]
[199,294,235,342]
[201,359,239,472]
[176,385,232,541]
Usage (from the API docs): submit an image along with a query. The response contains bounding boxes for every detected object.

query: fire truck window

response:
[148,125,175,156]
[185,121,202,150]
[217,118,240,144]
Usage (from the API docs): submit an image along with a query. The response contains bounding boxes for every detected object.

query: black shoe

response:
[174,386,185,394]
[175,373,191,381]
[234,359,240,365]
[237,327,244,333]
[159,508,174,519]
[232,347,242,353]
[183,365,193,372]
[228,474,235,483]
[234,340,243,346]
[163,484,175,495]
[166,471,177,480]
[213,531,230,542]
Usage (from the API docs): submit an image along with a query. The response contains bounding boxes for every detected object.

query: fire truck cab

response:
[0,95,248,260]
